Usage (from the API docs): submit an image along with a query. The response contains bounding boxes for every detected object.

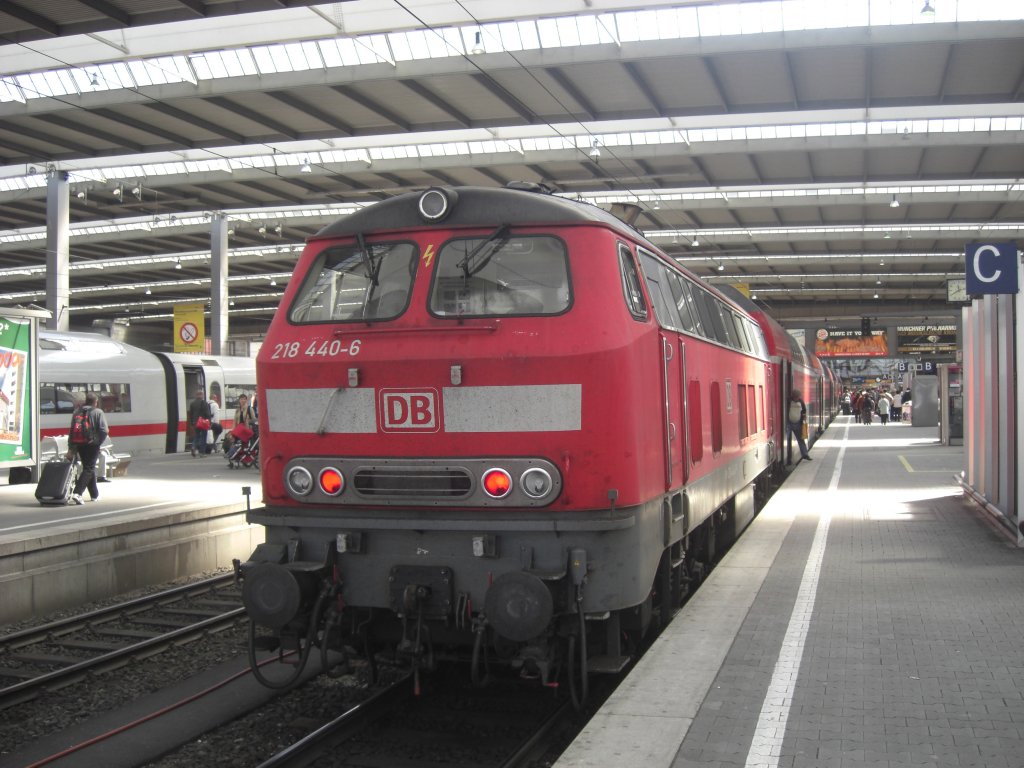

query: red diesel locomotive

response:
[239,184,830,695]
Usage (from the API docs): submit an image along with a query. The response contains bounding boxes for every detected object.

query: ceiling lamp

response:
[471,30,485,55]
[112,185,122,198]
[588,139,601,161]
[691,237,700,247]
[299,158,312,173]
[889,196,900,208]
[717,263,725,272]
[873,293,880,299]
[89,71,99,86]
[174,259,182,270]
[921,1,935,14]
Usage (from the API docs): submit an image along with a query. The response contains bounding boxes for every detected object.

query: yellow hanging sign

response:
[173,303,206,353]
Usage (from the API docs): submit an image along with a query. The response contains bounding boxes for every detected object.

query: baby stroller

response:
[226,422,259,469]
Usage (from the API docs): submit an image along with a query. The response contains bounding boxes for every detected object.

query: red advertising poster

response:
[814,328,888,357]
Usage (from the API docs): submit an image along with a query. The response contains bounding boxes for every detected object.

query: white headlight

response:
[286,466,314,496]
[520,467,553,499]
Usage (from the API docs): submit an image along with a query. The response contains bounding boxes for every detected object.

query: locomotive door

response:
[660,333,686,490]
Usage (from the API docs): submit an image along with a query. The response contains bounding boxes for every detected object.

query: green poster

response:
[0,317,33,463]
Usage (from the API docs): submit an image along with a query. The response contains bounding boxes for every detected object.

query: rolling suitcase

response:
[35,459,80,506]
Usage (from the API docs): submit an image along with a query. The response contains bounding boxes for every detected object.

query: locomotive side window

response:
[617,245,648,321]
[429,235,570,317]
[289,241,417,323]
[639,251,689,331]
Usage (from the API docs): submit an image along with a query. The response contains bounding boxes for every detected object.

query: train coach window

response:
[40,383,131,413]
[430,235,570,317]
[289,241,417,323]
[39,385,77,415]
[617,245,648,321]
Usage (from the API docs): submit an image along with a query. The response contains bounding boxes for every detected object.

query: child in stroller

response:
[226,422,259,469]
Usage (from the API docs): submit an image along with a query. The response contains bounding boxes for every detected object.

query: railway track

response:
[255,669,576,768]
[0,573,244,710]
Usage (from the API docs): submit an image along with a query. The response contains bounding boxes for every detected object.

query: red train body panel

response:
[240,185,832,691]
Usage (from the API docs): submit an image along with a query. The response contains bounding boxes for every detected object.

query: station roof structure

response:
[1,0,1022,332]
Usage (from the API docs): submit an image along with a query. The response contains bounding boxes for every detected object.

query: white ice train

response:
[37,331,256,456]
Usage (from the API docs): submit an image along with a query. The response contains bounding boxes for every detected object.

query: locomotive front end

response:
[238,186,667,694]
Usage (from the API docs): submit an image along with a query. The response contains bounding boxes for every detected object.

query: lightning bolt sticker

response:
[423,243,436,268]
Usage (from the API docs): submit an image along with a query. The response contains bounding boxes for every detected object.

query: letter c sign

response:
[965,242,1019,296]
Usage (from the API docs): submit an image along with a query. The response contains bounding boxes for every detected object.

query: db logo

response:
[379,389,439,432]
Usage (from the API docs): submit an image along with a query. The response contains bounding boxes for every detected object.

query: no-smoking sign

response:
[179,322,199,344]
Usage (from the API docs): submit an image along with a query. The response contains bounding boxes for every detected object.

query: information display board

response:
[896,324,958,356]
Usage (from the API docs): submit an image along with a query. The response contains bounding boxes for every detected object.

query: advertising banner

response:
[173,303,206,353]
[896,324,958,356]
[814,328,888,357]
[0,317,33,463]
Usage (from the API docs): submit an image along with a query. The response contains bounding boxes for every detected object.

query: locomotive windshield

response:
[289,241,417,323]
[429,234,570,317]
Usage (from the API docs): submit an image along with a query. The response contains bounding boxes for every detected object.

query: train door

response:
[661,334,684,490]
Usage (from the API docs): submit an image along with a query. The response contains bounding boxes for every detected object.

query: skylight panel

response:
[44,71,69,95]
[715,4,745,35]
[266,44,294,72]
[220,50,251,78]
[517,20,542,50]
[495,21,524,51]
[390,30,414,61]
[574,16,602,46]
[0,78,25,103]
[697,6,724,36]
[633,10,663,41]
[357,35,392,65]
[536,18,564,48]
[743,2,784,34]
[428,27,461,57]
[199,52,230,79]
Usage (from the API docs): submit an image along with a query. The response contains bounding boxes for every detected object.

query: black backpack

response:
[69,407,95,445]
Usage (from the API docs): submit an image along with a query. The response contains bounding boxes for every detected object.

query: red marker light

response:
[318,467,345,496]
[482,468,512,499]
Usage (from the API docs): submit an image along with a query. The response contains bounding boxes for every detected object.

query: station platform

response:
[0,452,263,625]
[556,416,1022,768]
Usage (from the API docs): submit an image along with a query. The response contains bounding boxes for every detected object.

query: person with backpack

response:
[65,391,109,504]
[188,388,213,457]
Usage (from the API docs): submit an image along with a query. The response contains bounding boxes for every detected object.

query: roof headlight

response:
[286,466,313,496]
[520,467,554,499]
[418,187,457,222]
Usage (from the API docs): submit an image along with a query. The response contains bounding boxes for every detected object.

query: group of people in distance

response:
[187,389,257,458]
[59,387,258,504]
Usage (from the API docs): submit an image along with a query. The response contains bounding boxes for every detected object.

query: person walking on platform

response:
[877,391,891,425]
[860,390,875,425]
[786,388,812,464]
[65,392,109,504]
[188,388,212,457]
[206,394,223,454]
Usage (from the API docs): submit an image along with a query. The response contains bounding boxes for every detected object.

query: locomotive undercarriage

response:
[238,470,766,701]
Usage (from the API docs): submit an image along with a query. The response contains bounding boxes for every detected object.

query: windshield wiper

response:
[457,224,510,279]
[356,232,381,287]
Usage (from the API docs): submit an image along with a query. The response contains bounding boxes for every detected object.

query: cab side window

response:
[618,245,648,321]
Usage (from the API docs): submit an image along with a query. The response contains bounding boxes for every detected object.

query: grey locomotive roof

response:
[314,185,647,244]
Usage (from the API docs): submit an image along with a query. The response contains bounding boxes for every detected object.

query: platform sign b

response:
[965,242,1019,296]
